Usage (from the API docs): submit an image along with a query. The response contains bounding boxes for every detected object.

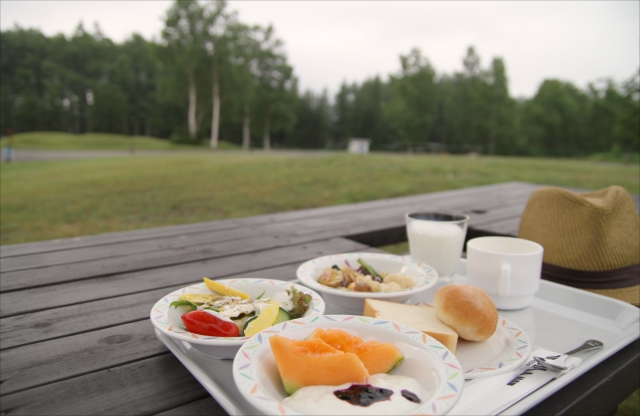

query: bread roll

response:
[434,284,498,341]
[363,298,459,353]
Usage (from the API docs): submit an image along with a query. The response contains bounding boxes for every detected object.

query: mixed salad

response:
[170,278,312,337]
[317,258,415,293]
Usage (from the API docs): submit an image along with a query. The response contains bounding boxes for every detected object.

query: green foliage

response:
[1,153,638,245]
[384,48,438,146]
[285,90,331,148]
[520,80,589,156]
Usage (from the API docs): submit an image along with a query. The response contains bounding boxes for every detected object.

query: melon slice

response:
[353,340,404,374]
[307,328,404,375]
[307,327,363,352]
[269,335,369,395]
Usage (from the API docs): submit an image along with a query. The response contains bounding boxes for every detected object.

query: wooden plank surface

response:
[156,397,227,415]
[0,354,209,415]
[0,320,165,395]
[0,237,369,318]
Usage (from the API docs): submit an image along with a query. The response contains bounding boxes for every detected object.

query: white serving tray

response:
[154,259,639,415]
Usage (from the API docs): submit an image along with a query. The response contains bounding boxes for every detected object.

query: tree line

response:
[1,0,638,156]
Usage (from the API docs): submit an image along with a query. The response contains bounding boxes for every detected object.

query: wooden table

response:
[1,181,638,415]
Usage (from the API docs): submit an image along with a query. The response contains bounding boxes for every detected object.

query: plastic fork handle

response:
[564,339,604,356]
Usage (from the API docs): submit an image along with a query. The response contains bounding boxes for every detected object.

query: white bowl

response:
[150,278,325,359]
[296,252,438,314]
[233,315,464,415]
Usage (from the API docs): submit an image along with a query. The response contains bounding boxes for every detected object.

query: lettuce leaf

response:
[288,286,312,319]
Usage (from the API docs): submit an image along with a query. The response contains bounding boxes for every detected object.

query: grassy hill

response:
[0,131,240,150]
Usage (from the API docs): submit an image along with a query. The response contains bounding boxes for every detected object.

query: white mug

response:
[466,236,544,310]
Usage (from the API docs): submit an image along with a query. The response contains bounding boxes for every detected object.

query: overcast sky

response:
[1,1,638,99]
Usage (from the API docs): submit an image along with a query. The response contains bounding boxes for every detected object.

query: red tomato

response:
[181,310,240,337]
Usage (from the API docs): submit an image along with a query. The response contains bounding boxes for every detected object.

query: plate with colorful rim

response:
[150,278,325,359]
[232,314,464,415]
[454,316,531,379]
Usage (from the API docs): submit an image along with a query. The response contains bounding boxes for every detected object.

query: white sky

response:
[1,0,638,99]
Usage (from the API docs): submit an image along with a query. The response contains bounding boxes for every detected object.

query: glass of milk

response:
[405,212,469,282]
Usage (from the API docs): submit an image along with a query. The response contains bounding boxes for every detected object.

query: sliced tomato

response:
[181,310,240,337]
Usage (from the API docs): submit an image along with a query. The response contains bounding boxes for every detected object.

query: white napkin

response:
[448,348,582,415]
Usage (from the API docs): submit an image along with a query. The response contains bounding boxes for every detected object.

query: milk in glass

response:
[407,220,465,277]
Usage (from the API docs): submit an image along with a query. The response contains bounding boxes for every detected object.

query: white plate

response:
[149,278,325,359]
[297,252,438,314]
[232,315,464,416]
[455,317,531,379]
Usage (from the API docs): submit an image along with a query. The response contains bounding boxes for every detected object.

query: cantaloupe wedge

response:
[306,327,363,352]
[269,335,369,395]
[307,328,404,375]
[353,341,404,374]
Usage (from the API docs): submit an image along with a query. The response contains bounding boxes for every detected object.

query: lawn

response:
[1,152,638,245]
[0,131,241,150]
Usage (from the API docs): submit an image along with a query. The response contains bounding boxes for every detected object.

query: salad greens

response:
[169,285,312,337]
[287,286,312,319]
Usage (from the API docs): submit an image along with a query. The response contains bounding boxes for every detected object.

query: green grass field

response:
[1,151,638,246]
[0,131,241,150]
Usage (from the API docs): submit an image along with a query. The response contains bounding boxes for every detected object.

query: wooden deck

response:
[0,181,638,415]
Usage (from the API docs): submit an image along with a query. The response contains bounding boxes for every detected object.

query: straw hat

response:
[518,185,640,306]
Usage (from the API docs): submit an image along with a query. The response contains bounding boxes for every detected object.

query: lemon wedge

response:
[244,300,280,337]
[203,277,250,300]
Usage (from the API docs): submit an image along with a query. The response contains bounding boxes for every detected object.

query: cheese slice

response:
[363,298,459,353]
[179,293,224,305]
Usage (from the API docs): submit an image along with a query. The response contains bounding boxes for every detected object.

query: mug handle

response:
[499,263,511,297]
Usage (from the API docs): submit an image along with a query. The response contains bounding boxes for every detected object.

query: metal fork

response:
[535,339,604,371]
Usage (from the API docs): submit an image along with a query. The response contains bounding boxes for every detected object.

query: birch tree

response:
[228,24,262,151]
[202,0,235,149]
[162,0,208,141]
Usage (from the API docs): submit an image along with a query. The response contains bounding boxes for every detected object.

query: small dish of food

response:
[150,278,325,359]
[296,252,438,314]
[232,315,464,415]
